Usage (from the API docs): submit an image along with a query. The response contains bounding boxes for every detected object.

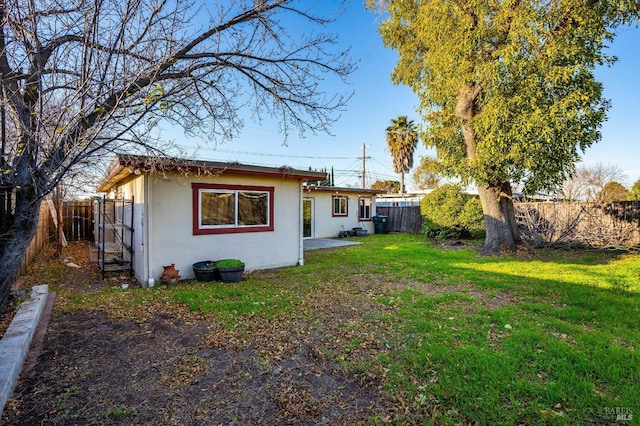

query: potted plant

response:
[192,260,219,282]
[216,259,245,283]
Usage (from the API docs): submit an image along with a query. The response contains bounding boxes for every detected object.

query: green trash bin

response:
[373,215,388,234]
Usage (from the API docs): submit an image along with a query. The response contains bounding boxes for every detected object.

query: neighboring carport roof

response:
[97,154,328,192]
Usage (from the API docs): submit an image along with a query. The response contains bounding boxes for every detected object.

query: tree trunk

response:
[0,191,41,303]
[455,85,520,255]
[499,182,522,245]
[477,184,518,255]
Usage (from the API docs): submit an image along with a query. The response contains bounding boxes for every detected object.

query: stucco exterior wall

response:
[304,189,376,239]
[114,175,148,283]
[145,172,303,281]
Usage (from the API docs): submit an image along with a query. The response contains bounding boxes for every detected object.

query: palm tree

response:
[386,115,418,194]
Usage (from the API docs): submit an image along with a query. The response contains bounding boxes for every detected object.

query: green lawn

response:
[59,234,640,424]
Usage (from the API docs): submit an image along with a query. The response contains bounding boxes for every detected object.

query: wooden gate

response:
[62,201,94,241]
[376,206,423,233]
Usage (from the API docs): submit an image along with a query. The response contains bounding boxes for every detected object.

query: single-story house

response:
[302,185,384,239]
[96,154,327,285]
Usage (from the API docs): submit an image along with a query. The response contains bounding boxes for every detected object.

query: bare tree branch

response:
[0,0,355,303]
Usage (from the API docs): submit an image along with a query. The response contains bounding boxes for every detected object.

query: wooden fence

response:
[376,206,423,234]
[515,201,640,248]
[377,201,640,248]
[18,199,94,278]
[19,201,52,276]
[62,201,94,241]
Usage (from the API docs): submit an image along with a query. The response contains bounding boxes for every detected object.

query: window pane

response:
[238,192,268,225]
[359,198,371,219]
[303,199,312,238]
[201,192,234,226]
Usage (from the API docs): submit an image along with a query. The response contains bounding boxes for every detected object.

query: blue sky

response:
[168,1,640,190]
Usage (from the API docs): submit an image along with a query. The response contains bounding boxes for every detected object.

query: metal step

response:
[98,260,132,272]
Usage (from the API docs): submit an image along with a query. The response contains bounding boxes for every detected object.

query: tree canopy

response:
[371,179,400,193]
[370,0,639,254]
[632,179,640,200]
[0,0,355,302]
[599,181,630,202]
[412,155,441,190]
[385,115,418,194]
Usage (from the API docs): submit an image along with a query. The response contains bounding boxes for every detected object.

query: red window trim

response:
[332,195,348,217]
[358,196,373,222]
[192,183,274,235]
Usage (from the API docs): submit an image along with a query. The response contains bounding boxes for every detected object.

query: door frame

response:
[303,197,314,239]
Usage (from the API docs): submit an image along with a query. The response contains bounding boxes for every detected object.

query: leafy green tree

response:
[412,155,441,190]
[370,0,638,254]
[386,115,418,194]
[420,184,484,239]
[631,179,640,201]
[599,181,630,203]
[371,180,401,193]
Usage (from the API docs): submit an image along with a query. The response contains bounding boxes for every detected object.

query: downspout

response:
[298,180,304,266]
[145,174,154,286]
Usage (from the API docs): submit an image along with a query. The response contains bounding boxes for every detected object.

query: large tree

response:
[370,0,638,254]
[385,115,418,194]
[0,0,355,302]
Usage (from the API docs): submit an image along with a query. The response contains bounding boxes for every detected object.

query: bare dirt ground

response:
[1,242,389,425]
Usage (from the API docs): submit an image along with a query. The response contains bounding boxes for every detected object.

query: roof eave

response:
[97,155,327,192]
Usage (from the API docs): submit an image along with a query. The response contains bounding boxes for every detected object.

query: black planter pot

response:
[192,261,220,282]
[218,266,244,283]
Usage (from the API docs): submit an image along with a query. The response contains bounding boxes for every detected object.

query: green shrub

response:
[420,184,484,238]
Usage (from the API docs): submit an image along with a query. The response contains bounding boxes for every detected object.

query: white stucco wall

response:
[304,189,376,238]
[114,175,148,284]
[144,172,303,281]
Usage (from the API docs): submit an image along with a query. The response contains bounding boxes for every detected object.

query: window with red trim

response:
[192,183,274,234]
[359,197,372,221]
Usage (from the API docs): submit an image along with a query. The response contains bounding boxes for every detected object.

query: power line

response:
[169,142,405,186]
[174,143,359,160]
[370,156,396,173]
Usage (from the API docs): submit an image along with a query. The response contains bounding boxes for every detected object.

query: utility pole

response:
[361,144,368,189]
